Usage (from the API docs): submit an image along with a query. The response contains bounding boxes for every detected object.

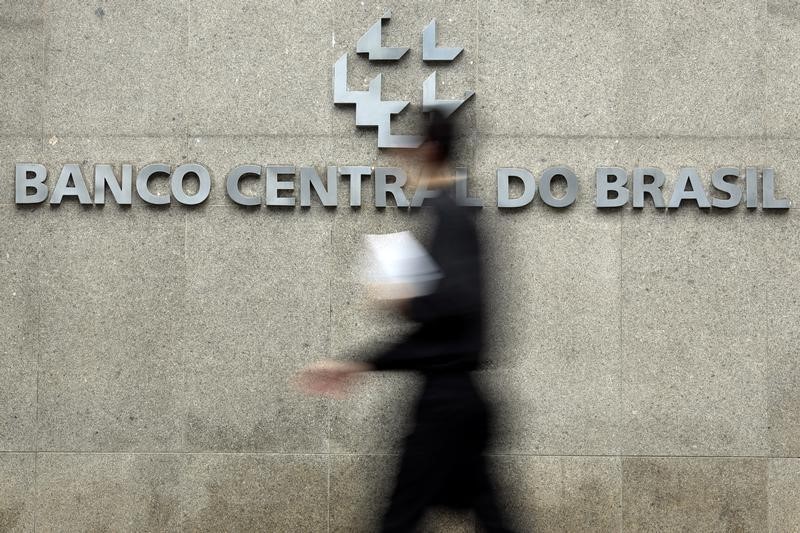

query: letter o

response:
[540,166,578,208]
[171,163,211,206]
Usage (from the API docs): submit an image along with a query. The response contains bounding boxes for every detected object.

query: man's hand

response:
[365,282,414,315]
[366,281,416,303]
[294,360,372,399]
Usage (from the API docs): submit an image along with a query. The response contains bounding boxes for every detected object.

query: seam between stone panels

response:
[761,455,770,527]
[326,0,334,139]
[2,130,800,147]
[767,458,777,531]
[617,209,623,533]
[0,134,56,139]
[0,451,42,454]
[327,224,333,533]
[185,0,193,181]
[762,210,771,458]
[759,0,768,139]
[326,449,331,533]
[30,132,341,140]
[617,456,623,533]
[474,0,480,147]
[477,133,800,142]
[185,132,340,140]
[185,0,190,143]
[3,451,336,455]
[33,2,45,509]
[8,451,794,458]
[0,134,339,139]
[39,0,48,157]
[33,266,42,533]
[328,224,334,456]
[182,211,188,453]
[33,451,38,533]
[620,456,628,532]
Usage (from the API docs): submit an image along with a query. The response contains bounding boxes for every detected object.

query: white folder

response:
[361,231,442,299]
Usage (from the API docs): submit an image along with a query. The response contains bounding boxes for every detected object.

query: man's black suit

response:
[367,188,514,533]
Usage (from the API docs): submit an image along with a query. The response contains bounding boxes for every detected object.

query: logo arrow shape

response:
[356,11,409,61]
[333,53,423,149]
[422,72,475,117]
[422,19,463,62]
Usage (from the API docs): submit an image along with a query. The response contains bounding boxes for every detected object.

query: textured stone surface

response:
[620,209,770,456]
[765,0,800,136]
[482,208,622,455]
[621,0,765,137]
[768,459,800,533]
[608,139,784,456]
[761,213,800,457]
[0,2,44,136]
[188,0,333,136]
[622,457,768,532]
[180,453,327,532]
[45,0,188,136]
[0,453,35,532]
[1,0,799,529]
[476,0,628,136]
[330,454,475,532]
[36,452,183,532]
[36,207,186,451]
[0,138,41,204]
[35,452,326,532]
[0,209,40,451]
[182,206,332,452]
[488,455,622,532]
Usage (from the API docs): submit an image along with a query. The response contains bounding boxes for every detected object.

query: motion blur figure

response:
[299,112,514,533]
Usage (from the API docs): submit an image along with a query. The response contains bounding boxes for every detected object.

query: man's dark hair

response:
[424,110,454,164]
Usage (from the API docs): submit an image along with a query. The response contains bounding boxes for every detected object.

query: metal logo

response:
[333,11,475,149]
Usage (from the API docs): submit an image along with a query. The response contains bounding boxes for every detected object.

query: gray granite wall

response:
[1,1,798,531]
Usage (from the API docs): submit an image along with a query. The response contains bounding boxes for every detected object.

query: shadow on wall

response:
[329,452,618,531]
[334,475,616,532]
[182,477,278,533]
[133,457,181,532]
[490,475,615,532]
[179,455,326,532]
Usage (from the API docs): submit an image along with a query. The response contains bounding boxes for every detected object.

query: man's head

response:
[419,110,454,167]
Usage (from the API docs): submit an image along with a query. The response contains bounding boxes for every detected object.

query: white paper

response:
[361,231,442,299]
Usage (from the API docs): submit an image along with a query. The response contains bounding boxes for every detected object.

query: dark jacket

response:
[366,188,513,532]
[368,188,484,375]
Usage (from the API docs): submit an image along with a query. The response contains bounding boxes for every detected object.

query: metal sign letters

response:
[334,12,474,149]
[7,12,794,211]
[14,163,791,210]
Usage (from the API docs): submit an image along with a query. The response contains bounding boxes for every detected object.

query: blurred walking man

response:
[298,112,515,533]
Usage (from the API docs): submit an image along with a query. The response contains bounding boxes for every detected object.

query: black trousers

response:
[379,376,515,533]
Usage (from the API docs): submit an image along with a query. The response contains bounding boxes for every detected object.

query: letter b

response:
[16,164,48,204]
[596,167,629,208]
